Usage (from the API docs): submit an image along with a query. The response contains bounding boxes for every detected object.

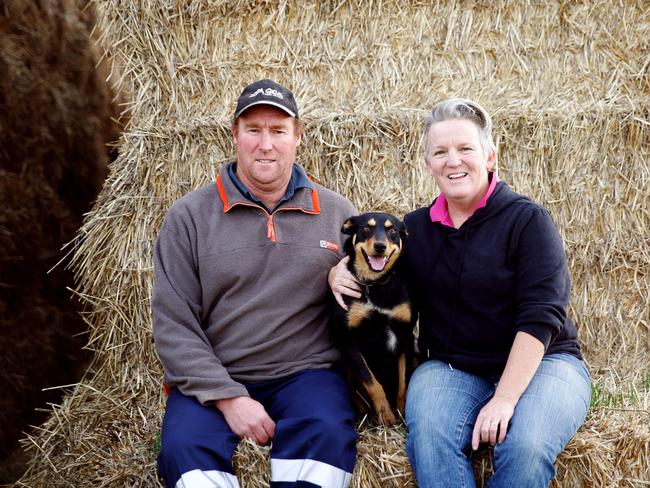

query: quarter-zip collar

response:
[217,162,320,215]
[227,161,315,212]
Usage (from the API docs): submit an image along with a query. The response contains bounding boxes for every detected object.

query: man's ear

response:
[232,122,239,144]
[294,120,302,146]
[341,216,358,235]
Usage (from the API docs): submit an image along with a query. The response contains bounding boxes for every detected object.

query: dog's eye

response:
[388,228,397,236]
[362,226,371,234]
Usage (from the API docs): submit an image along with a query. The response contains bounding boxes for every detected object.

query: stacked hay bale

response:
[0,0,121,480]
[18,1,649,486]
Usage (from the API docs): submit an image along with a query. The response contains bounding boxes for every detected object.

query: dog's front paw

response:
[376,404,397,425]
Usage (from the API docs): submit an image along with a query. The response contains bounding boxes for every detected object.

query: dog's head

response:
[342,212,407,282]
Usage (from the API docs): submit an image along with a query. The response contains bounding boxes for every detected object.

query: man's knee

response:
[272,415,357,476]
[159,426,194,463]
[294,415,357,452]
[158,428,241,488]
[270,418,356,488]
[320,415,357,443]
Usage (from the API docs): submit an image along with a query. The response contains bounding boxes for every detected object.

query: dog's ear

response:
[341,216,358,235]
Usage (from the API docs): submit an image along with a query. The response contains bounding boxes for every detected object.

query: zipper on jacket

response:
[226,202,317,244]
[266,214,276,242]
[265,206,319,244]
[218,174,321,244]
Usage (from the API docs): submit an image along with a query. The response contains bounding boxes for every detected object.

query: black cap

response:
[234,79,299,118]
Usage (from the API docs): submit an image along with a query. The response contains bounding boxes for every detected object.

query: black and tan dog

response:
[333,212,414,425]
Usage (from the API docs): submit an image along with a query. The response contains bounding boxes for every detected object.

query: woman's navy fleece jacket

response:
[402,180,582,382]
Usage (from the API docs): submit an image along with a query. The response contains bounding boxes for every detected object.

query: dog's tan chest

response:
[389,302,412,323]
[346,300,412,328]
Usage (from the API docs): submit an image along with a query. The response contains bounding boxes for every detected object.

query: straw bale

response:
[18,0,650,486]
[0,0,121,476]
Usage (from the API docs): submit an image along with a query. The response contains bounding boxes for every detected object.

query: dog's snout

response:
[374,241,387,253]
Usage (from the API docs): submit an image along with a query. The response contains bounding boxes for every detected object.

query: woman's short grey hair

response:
[423,98,496,160]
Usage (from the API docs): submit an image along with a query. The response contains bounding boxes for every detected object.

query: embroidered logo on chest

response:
[320,240,339,251]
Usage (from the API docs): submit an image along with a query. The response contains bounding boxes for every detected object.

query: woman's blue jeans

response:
[405,354,591,488]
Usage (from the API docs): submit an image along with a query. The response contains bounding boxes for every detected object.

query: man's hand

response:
[215,396,276,445]
[328,256,362,310]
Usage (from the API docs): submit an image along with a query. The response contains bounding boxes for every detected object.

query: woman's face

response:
[425,118,496,211]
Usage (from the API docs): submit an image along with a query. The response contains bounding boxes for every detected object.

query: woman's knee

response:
[507,355,591,451]
[528,355,591,411]
[405,363,493,487]
[492,433,557,486]
[406,361,492,429]
[498,430,554,464]
[406,406,476,488]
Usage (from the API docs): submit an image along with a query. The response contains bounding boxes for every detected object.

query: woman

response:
[329,98,591,487]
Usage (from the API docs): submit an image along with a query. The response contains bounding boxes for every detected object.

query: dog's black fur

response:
[333,212,414,425]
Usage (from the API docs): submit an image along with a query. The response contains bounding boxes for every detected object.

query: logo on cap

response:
[249,88,285,100]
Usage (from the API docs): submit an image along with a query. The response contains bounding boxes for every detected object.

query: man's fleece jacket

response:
[152,164,355,405]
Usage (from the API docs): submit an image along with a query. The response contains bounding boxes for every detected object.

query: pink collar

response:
[429,172,498,227]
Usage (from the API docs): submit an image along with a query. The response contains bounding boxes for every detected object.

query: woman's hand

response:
[471,394,516,449]
[470,332,545,450]
[328,256,362,309]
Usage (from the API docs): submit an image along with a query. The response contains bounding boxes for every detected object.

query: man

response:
[152,79,357,488]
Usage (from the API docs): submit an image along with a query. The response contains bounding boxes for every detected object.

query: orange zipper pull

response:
[267,214,276,242]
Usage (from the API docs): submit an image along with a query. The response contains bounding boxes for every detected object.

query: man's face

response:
[232,105,301,198]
